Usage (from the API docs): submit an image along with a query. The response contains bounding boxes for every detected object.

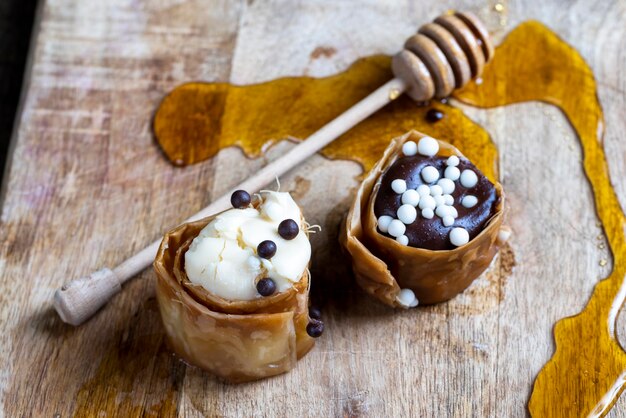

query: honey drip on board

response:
[154,22,625,417]
[154,57,499,181]
[457,22,625,418]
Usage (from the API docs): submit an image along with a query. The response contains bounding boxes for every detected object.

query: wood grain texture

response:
[0,0,624,417]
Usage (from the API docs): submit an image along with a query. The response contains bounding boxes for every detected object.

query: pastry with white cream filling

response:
[154,190,322,382]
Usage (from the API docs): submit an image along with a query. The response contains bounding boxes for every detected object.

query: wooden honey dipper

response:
[54,10,494,325]
[395,12,494,101]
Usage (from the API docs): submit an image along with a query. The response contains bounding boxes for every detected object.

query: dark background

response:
[0,0,38,180]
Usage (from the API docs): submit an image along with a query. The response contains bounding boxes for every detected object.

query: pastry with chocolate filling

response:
[154,190,322,382]
[342,130,508,307]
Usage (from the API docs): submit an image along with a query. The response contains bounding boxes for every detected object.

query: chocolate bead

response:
[306,320,324,338]
[278,219,299,240]
[426,109,444,123]
[230,190,251,208]
[309,306,322,320]
[257,240,277,259]
[256,278,276,296]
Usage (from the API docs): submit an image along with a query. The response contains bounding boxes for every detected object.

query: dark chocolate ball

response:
[256,278,276,296]
[278,219,299,240]
[230,190,251,208]
[306,320,324,338]
[257,240,277,259]
[426,109,444,123]
[309,306,322,320]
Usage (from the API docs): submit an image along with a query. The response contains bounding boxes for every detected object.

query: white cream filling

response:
[184,191,311,300]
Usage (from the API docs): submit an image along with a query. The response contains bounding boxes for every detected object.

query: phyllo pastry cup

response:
[154,209,315,383]
[342,130,507,307]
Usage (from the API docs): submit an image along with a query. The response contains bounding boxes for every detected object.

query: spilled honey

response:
[154,56,499,181]
[154,22,625,417]
[458,22,626,418]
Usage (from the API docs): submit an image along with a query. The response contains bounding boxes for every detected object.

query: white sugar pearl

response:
[444,166,460,181]
[450,227,470,247]
[417,184,431,196]
[421,166,440,183]
[449,206,458,218]
[391,179,407,194]
[418,195,436,210]
[397,204,417,224]
[429,184,443,196]
[435,205,452,218]
[396,235,409,246]
[401,189,420,206]
[460,169,478,188]
[418,136,439,157]
[421,208,434,219]
[387,219,406,238]
[437,178,455,195]
[377,215,393,233]
[397,288,419,308]
[402,141,418,156]
[443,194,454,205]
[443,215,455,227]
[498,228,512,243]
[462,195,478,208]
[434,195,445,207]
[446,155,460,166]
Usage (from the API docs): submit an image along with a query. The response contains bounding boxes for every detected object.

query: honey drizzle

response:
[154,56,499,180]
[154,21,626,417]
[456,21,625,417]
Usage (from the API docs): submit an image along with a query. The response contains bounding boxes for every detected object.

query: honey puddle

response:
[457,22,625,418]
[154,22,625,417]
[154,56,499,181]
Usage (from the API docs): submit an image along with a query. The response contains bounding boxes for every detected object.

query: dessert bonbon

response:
[342,130,507,307]
[154,190,320,382]
[54,10,495,326]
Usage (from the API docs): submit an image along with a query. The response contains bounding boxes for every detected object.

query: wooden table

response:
[1,0,625,416]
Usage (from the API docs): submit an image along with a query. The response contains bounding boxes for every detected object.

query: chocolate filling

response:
[374,154,499,250]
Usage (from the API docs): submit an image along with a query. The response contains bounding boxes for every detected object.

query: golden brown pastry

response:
[154,191,321,382]
[342,130,508,307]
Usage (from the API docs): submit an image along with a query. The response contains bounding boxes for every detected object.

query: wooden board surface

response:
[1,0,625,416]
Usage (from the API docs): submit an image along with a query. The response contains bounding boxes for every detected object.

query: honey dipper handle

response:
[53,77,408,326]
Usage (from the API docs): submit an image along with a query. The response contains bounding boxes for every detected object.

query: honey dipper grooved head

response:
[393,11,494,102]
[434,15,485,77]
[418,23,471,88]
[404,34,455,98]
[391,50,435,102]
[455,11,494,62]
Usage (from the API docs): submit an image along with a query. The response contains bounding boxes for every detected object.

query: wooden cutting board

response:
[1,0,625,416]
